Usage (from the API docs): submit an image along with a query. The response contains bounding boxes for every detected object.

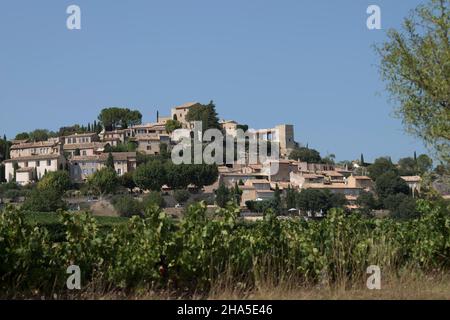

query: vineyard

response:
[0,200,449,298]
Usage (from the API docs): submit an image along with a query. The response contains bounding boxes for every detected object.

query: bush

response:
[384,193,419,219]
[22,188,67,212]
[3,189,22,202]
[88,167,119,195]
[112,195,142,217]
[0,199,449,296]
[173,189,190,204]
[142,191,166,209]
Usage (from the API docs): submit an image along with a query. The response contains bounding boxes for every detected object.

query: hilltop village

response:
[1,102,426,214]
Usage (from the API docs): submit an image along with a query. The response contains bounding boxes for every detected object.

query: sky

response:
[0,0,430,162]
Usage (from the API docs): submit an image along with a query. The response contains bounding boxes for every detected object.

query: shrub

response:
[142,191,166,209]
[173,189,190,204]
[22,188,67,212]
[112,195,142,217]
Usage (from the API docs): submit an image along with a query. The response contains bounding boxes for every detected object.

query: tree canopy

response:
[288,147,322,163]
[376,0,450,163]
[98,107,142,130]
[185,101,220,131]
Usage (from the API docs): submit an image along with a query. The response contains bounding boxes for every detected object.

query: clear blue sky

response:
[0,0,429,162]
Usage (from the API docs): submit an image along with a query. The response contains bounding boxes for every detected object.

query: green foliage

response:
[215,183,231,208]
[22,188,67,212]
[14,132,29,140]
[173,189,190,204]
[87,167,119,195]
[0,199,449,296]
[119,171,136,191]
[375,171,410,201]
[296,189,347,215]
[112,195,142,217]
[384,193,419,220]
[356,191,380,215]
[417,154,433,175]
[37,171,71,196]
[165,162,191,190]
[368,157,397,181]
[106,152,115,169]
[185,101,220,131]
[398,157,419,176]
[142,191,166,209]
[104,142,137,153]
[26,129,57,142]
[288,147,322,163]
[98,107,142,130]
[133,160,167,191]
[376,0,450,163]
[165,119,182,133]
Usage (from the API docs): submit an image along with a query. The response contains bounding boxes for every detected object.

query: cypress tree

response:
[360,153,365,166]
[106,152,115,169]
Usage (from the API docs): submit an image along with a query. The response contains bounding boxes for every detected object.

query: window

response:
[117,169,122,175]
[147,145,151,150]
[82,151,87,156]
[47,160,51,166]
[36,161,40,167]
[24,161,28,167]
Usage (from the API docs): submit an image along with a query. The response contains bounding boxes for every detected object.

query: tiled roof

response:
[3,154,62,163]
[351,176,372,180]
[63,142,107,150]
[71,152,137,162]
[64,132,98,138]
[306,183,363,190]
[10,141,58,150]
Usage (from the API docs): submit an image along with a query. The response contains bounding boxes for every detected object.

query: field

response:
[0,200,449,299]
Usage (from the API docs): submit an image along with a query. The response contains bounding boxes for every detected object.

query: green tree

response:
[376,0,450,163]
[417,154,433,174]
[165,162,190,190]
[112,195,142,217]
[356,191,380,215]
[230,181,242,205]
[142,191,166,208]
[14,132,29,140]
[288,147,322,163]
[88,167,119,196]
[29,129,52,142]
[375,171,410,202]
[106,152,115,169]
[22,188,67,212]
[383,193,419,220]
[98,107,142,130]
[173,189,190,204]
[215,183,231,208]
[37,171,71,196]
[188,164,219,189]
[165,119,182,133]
[133,160,167,191]
[368,157,397,181]
[273,184,282,213]
[119,171,136,192]
[398,156,418,176]
[285,185,297,210]
[185,101,220,131]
